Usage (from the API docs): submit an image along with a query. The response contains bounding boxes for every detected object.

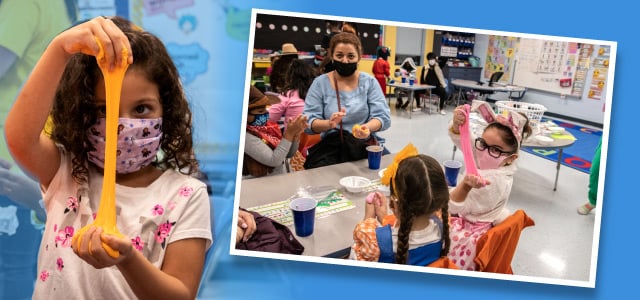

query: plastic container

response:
[339,176,371,193]
[495,100,547,130]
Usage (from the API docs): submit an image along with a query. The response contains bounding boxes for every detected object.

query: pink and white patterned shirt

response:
[33,148,212,299]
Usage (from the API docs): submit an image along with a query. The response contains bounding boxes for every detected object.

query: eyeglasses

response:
[474,138,515,158]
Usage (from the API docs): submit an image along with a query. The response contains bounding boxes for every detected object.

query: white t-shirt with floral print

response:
[33,149,212,299]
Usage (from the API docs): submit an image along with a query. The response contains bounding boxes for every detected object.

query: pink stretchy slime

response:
[459,104,485,184]
[366,192,382,206]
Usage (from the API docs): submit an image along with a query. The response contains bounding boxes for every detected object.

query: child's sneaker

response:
[577,202,595,215]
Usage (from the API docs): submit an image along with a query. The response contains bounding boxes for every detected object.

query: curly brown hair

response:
[282,59,317,100]
[49,16,198,184]
[269,54,298,93]
[390,154,451,264]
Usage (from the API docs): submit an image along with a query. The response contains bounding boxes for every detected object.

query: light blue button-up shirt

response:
[304,72,391,143]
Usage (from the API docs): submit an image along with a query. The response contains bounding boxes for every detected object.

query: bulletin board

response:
[254,13,381,58]
[484,35,517,82]
[511,38,580,95]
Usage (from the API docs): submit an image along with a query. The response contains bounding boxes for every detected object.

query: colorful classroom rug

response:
[522,118,602,173]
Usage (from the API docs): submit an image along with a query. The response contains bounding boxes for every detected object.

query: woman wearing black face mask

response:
[243,86,308,177]
[303,32,391,164]
[416,52,448,115]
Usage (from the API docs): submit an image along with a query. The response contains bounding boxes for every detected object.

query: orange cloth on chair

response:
[427,257,460,269]
[473,210,535,274]
[298,133,321,157]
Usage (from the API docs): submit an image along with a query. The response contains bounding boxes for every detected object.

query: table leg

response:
[409,90,414,119]
[392,88,399,107]
[428,88,434,114]
[452,145,456,160]
[386,89,390,107]
[554,148,563,191]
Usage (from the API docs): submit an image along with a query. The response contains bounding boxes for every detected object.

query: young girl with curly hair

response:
[4,16,211,299]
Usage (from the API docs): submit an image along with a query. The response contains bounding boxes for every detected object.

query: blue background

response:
[201,0,632,299]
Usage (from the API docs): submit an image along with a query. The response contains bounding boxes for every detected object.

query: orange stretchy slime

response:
[72,38,129,258]
[352,124,369,137]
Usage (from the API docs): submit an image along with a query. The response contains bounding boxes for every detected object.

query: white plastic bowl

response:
[535,135,554,145]
[339,176,371,193]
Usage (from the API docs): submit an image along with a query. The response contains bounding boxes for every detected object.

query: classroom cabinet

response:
[433,30,476,59]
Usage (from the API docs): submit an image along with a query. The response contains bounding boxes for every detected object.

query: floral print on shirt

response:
[56,257,64,272]
[132,236,144,251]
[63,196,80,214]
[178,186,194,197]
[152,204,164,216]
[40,270,50,282]
[168,200,177,211]
[155,220,176,249]
[54,225,74,248]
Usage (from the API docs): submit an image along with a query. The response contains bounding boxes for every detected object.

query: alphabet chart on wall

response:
[512,38,579,94]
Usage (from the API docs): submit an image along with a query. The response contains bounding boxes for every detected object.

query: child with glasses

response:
[446,104,531,271]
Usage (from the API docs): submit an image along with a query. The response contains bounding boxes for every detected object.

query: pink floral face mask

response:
[87,117,163,174]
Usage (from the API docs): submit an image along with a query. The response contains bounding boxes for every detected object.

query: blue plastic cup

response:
[443,160,463,187]
[401,77,406,84]
[366,145,383,170]
[409,78,415,85]
[289,198,317,237]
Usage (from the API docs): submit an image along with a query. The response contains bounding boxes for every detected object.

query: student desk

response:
[239,154,395,258]
[387,82,435,119]
[451,79,526,104]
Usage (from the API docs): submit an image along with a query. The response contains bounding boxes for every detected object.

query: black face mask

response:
[333,60,358,77]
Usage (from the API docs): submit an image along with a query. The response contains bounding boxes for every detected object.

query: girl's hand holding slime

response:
[72,226,133,269]
[462,174,491,189]
[366,191,382,205]
[365,191,389,223]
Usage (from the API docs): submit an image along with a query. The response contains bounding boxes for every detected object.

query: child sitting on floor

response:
[350,144,451,265]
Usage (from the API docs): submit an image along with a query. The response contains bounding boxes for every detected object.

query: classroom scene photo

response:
[0,1,616,299]
[233,10,613,287]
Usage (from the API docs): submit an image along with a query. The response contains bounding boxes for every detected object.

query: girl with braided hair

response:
[349,144,451,266]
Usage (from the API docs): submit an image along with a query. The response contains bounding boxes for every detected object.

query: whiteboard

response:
[512,38,579,94]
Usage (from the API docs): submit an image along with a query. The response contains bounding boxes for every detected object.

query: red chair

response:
[473,209,535,274]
